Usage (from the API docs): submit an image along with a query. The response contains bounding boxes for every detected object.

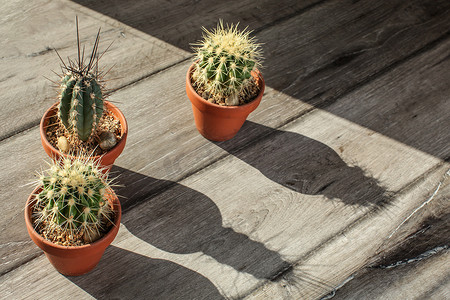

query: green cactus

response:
[56,17,105,142]
[33,156,114,242]
[192,21,262,105]
[59,73,103,141]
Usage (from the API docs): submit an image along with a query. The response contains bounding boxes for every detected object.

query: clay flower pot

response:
[25,186,121,276]
[186,64,265,141]
[40,101,128,172]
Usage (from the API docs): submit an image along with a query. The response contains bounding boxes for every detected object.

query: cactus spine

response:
[56,17,104,142]
[33,156,114,243]
[192,21,262,105]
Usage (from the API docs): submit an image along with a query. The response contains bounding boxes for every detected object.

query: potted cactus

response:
[40,18,127,171]
[186,21,265,141]
[25,155,121,276]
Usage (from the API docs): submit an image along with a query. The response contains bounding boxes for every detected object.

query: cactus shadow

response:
[68,245,225,299]
[109,166,290,280]
[215,121,392,207]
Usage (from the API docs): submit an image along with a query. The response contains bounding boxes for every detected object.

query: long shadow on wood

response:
[68,245,224,299]
[110,166,290,280]
[216,121,391,207]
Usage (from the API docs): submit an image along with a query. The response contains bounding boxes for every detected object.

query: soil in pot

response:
[191,73,261,106]
[30,195,116,246]
[44,107,123,157]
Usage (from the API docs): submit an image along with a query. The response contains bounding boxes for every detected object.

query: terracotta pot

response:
[186,64,265,141]
[40,101,128,172]
[25,186,122,276]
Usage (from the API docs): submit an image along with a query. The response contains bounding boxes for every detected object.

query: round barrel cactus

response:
[33,156,114,242]
[192,21,262,105]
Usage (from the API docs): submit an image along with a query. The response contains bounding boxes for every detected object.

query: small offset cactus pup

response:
[191,21,263,106]
[48,17,119,155]
[31,155,116,246]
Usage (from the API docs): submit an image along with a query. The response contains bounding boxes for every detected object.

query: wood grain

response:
[0,61,312,275]
[260,0,450,101]
[245,166,448,299]
[1,106,446,298]
[70,0,450,159]
[71,0,323,51]
[0,0,189,141]
[333,250,450,300]
[1,0,449,298]
[333,175,450,299]
[1,17,449,286]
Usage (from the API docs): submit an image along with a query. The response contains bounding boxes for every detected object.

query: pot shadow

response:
[215,121,392,207]
[69,245,225,299]
[110,166,290,280]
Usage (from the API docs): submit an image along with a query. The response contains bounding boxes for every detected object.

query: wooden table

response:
[1,0,449,299]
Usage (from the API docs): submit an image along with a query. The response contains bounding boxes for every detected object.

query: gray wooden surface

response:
[1,0,449,299]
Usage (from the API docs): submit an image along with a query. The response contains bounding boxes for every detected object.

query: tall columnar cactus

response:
[59,73,103,141]
[192,21,262,105]
[56,17,105,142]
[33,156,113,242]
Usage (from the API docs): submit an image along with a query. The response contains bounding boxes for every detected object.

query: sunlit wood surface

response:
[1,0,449,299]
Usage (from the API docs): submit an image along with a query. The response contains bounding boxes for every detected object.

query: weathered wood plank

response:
[331,171,449,299]
[259,0,450,99]
[71,0,323,51]
[371,175,449,270]
[111,37,450,209]
[1,153,446,299]
[3,70,444,295]
[245,166,448,299]
[0,244,225,300]
[0,61,312,275]
[333,250,450,300]
[0,0,189,140]
[2,2,450,297]
[1,27,449,279]
[320,33,450,160]
[257,0,450,160]
[70,0,450,160]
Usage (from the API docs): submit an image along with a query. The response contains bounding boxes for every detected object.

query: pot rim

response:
[25,185,122,251]
[186,63,265,110]
[39,100,128,161]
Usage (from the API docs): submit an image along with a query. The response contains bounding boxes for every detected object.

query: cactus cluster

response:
[56,18,105,142]
[192,21,262,105]
[33,156,114,243]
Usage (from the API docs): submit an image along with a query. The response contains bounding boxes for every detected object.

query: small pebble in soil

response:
[57,136,70,152]
[99,131,117,150]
